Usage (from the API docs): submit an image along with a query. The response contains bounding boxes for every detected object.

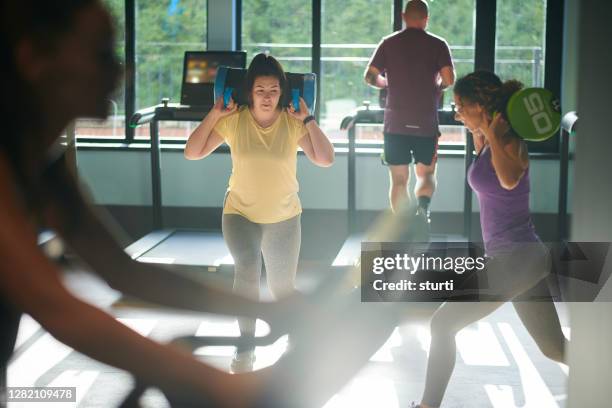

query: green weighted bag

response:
[505,88,561,142]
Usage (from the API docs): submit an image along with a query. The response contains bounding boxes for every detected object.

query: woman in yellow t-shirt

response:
[185,53,335,372]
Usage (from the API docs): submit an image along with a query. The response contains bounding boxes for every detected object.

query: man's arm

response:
[438,65,455,91]
[364,65,388,89]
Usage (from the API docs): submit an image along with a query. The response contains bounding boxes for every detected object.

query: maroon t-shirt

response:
[369,28,453,137]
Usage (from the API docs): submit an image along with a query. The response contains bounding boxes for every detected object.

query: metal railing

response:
[89,43,543,140]
[132,43,544,113]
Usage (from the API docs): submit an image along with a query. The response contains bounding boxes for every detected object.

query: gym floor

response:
[7,249,569,408]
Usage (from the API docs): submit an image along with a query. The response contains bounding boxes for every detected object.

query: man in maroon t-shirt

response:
[365,0,455,220]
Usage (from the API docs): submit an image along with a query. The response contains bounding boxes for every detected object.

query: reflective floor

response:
[7,267,569,408]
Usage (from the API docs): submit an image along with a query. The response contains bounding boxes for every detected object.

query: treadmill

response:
[127,51,246,274]
[333,103,470,267]
[128,52,471,273]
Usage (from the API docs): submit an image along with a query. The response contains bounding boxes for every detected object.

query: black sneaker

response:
[403,207,429,243]
[415,206,431,226]
[414,206,431,238]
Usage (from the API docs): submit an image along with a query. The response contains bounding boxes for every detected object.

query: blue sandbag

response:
[214,66,316,113]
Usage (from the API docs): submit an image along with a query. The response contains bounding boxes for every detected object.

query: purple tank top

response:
[467,145,539,255]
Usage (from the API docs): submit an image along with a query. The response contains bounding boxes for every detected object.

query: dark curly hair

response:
[454,71,523,124]
[244,53,288,110]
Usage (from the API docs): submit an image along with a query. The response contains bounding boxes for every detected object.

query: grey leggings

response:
[222,213,301,348]
[421,242,567,407]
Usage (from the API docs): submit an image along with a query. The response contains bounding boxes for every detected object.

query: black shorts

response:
[382,133,439,166]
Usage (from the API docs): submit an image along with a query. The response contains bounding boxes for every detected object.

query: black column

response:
[474,0,496,71]
[125,0,136,143]
[534,0,565,154]
[235,0,242,51]
[312,0,321,120]
[463,0,496,239]
[394,0,403,31]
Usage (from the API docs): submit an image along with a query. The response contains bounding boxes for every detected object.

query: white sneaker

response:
[230,350,255,374]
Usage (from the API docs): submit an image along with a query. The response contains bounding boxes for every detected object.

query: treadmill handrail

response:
[129,104,161,127]
[129,103,214,127]
[138,102,213,230]
[561,111,578,133]
[340,107,462,130]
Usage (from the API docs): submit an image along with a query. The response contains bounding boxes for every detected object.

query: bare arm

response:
[438,65,455,91]
[0,156,260,407]
[364,65,388,89]
[184,97,235,160]
[483,115,528,190]
[297,124,335,167]
[39,167,278,322]
[290,98,334,167]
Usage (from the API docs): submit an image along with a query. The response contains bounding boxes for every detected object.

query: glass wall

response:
[345,1,476,145]
[320,0,393,141]
[135,0,207,139]
[423,0,475,146]
[84,0,553,149]
[76,0,126,139]
[242,0,312,74]
[495,0,547,87]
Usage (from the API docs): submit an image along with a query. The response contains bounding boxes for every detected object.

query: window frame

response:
[77,0,563,157]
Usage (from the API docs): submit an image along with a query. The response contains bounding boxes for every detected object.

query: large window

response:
[495,0,547,87]
[426,0,476,146]
[320,0,393,141]
[87,0,557,150]
[346,1,476,145]
[76,0,125,139]
[135,0,207,139]
[241,1,313,79]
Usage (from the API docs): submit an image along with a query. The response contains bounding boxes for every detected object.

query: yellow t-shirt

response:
[214,106,307,224]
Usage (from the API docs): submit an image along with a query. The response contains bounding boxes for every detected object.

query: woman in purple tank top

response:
[416,71,569,408]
